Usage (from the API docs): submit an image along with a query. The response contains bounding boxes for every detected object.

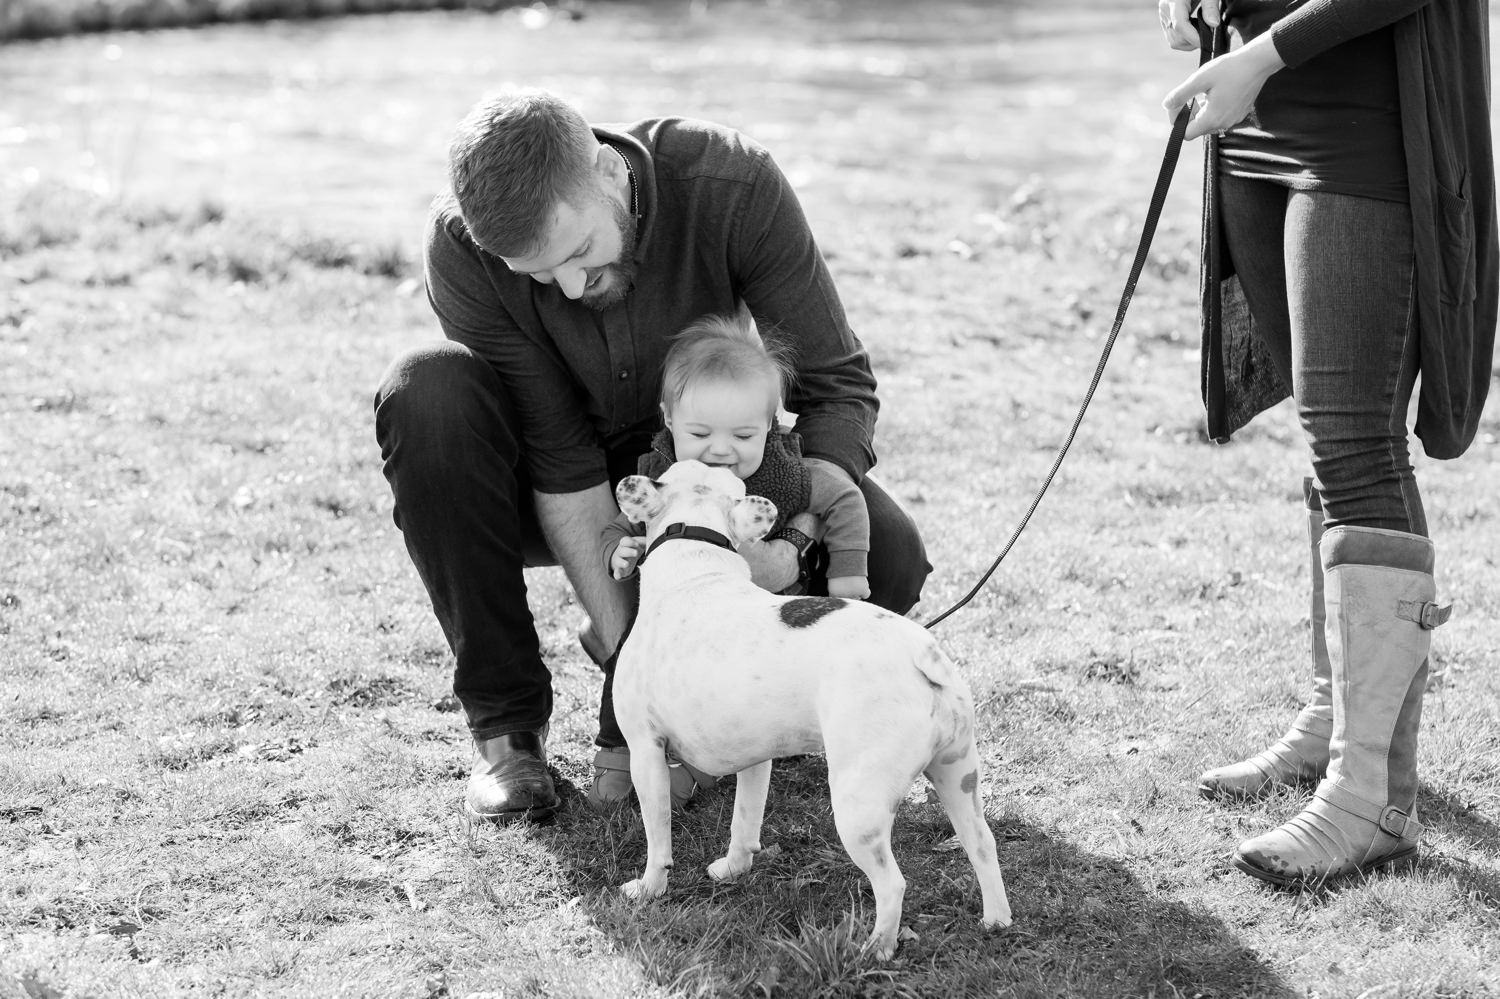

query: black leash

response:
[923,103,1195,630]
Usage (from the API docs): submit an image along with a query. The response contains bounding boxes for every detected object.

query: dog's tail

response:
[913,644,979,756]
[911,643,959,691]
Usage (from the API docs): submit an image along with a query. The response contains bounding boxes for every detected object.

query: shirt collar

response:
[594,125,655,264]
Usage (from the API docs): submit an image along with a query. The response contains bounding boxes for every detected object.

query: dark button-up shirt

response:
[422,116,879,493]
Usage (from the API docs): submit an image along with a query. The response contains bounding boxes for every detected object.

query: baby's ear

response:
[616,475,665,525]
[729,496,778,545]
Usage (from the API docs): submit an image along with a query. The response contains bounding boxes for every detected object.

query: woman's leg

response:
[1198,178,1333,800]
[1235,191,1438,884]
[1284,190,1424,534]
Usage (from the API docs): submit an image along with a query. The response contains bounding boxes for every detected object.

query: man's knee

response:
[376,341,496,425]
[862,474,930,615]
[374,342,517,459]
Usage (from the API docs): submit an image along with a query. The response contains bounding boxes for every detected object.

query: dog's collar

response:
[644,523,736,562]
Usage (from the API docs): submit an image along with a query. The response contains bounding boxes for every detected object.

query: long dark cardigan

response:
[1198,0,1497,460]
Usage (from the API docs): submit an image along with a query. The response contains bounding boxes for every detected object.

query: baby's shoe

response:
[588,747,634,809]
[586,747,716,810]
[669,755,719,808]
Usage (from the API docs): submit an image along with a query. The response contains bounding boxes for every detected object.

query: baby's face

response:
[664,377,775,480]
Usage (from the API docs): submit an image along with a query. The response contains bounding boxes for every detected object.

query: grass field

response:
[3,2,1500,997]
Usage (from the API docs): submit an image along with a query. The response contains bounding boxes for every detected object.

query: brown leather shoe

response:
[465,730,559,823]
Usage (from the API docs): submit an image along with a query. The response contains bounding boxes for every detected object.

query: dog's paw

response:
[864,933,898,962]
[620,876,667,900]
[706,855,753,882]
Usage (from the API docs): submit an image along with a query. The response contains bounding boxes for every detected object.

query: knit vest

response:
[637,426,812,534]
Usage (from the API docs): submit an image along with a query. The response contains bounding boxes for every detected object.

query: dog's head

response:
[616,460,778,547]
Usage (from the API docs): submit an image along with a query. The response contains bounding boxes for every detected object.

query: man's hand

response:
[610,536,645,580]
[1159,0,1215,51]
[740,512,823,593]
[739,538,801,593]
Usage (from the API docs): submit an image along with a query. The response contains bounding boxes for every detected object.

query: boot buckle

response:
[1397,599,1451,630]
[1378,805,1420,841]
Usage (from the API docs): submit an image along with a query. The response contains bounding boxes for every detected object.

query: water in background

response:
[1,0,1185,248]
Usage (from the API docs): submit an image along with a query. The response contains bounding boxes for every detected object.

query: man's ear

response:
[596,141,626,188]
[729,496,778,545]
[616,475,665,525]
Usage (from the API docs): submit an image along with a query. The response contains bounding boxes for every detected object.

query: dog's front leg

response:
[621,741,674,900]
[707,759,772,882]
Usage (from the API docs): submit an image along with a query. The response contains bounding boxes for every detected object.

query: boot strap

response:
[1397,599,1452,630]
[1316,782,1422,841]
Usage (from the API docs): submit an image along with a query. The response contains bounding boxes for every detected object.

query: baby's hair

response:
[660,312,795,418]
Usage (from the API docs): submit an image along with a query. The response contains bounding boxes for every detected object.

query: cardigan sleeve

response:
[1270,0,1431,67]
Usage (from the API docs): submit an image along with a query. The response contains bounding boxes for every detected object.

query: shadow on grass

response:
[535,756,1292,999]
[1420,782,1500,854]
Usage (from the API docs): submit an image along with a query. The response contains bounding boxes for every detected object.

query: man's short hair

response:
[447,89,598,257]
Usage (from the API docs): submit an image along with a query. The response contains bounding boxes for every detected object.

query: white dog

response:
[612,459,1011,959]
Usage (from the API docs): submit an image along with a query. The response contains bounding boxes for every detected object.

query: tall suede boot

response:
[1199,478,1332,799]
[1234,526,1448,886]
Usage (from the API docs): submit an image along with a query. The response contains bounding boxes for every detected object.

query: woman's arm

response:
[1159,0,1430,141]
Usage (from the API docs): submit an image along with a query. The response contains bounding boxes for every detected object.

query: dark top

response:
[1220,0,1406,202]
[1199,0,1498,459]
[422,116,878,493]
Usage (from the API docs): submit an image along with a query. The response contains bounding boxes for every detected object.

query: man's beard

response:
[581,200,639,311]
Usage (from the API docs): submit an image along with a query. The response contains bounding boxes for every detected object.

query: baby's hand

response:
[611,536,645,580]
[826,575,870,601]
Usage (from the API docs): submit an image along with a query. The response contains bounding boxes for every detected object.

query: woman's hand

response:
[1158,0,1216,51]
[1162,31,1286,140]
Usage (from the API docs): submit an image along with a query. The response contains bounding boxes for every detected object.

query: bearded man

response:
[373,88,928,822]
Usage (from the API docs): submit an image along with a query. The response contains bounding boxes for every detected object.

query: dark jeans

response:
[373,340,933,742]
[1219,177,1425,535]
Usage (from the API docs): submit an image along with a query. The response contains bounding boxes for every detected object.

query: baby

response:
[602,312,871,599]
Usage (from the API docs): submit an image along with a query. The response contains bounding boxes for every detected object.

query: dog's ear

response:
[616,475,665,525]
[729,496,778,545]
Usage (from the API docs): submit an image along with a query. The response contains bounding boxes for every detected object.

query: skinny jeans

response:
[373,341,932,741]
[1218,176,1426,536]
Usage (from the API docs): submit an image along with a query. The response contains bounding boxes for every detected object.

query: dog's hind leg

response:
[621,739,674,900]
[826,761,908,960]
[708,759,771,882]
[925,738,1012,931]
